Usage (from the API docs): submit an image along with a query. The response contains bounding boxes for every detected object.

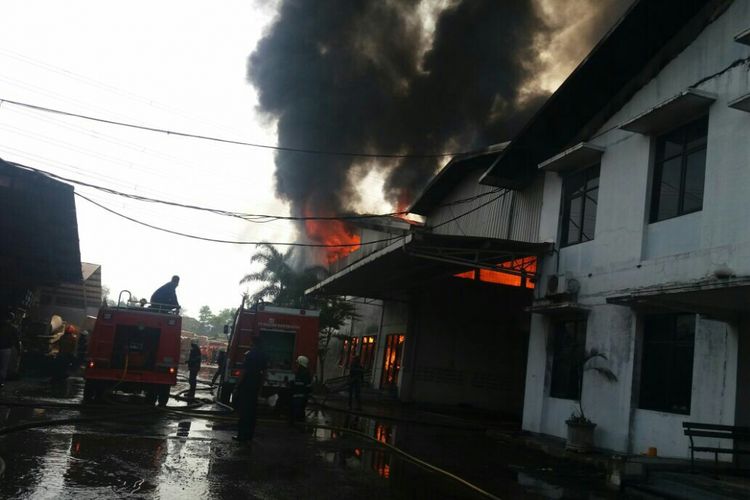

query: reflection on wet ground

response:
[0,375,619,499]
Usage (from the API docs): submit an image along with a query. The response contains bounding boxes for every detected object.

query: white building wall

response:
[524,2,750,457]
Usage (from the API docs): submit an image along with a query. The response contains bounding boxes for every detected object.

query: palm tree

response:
[240,244,328,307]
[240,243,294,304]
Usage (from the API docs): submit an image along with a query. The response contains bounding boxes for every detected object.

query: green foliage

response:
[572,348,618,423]
[242,244,362,380]
[191,306,237,337]
[198,305,213,325]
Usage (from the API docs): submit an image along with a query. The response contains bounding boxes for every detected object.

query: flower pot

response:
[565,419,596,453]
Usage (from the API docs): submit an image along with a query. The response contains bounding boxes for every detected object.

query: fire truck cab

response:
[83,291,181,405]
[218,301,319,405]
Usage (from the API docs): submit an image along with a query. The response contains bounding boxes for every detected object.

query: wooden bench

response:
[682,422,750,472]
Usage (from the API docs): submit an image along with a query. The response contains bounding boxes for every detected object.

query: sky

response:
[0,0,631,318]
[0,0,389,317]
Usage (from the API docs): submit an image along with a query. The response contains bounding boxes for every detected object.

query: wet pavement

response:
[0,370,621,499]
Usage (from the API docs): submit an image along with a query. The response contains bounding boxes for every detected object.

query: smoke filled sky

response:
[249,0,634,225]
[0,0,631,314]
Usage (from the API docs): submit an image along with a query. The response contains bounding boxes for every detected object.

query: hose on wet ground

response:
[135,407,501,500]
[308,397,487,431]
[0,390,499,499]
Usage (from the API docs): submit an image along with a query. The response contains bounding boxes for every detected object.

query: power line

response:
[74,182,508,249]
[74,192,402,248]
[7,160,503,222]
[8,160,408,221]
[0,97,482,159]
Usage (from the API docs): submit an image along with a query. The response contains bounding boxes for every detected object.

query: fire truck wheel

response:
[145,387,158,405]
[157,385,170,406]
[219,382,234,405]
[83,380,95,402]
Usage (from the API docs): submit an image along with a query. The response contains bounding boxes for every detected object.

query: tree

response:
[240,243,293,304]
[198,305,214,335]
[242,243,359,381]
[240,243,326,308]
[209,308,236,338]
[317,297,360,381]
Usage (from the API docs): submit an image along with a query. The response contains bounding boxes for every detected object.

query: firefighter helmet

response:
[296,355,309,368]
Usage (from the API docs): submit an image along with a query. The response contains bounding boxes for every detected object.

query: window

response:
[549,319,587,399]
[561,165,599,246]
[650,116,708,222]
[639,314,695,414]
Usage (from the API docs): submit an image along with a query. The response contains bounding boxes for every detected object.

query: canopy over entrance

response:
[606,276,750,318]
[306,232,551,300]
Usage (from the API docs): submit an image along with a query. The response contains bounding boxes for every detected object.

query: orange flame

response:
[303,205,360,264]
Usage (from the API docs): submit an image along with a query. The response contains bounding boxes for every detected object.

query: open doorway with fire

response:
[380,334,404,390]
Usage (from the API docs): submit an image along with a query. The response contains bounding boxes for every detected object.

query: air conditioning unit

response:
[545,273,580,298]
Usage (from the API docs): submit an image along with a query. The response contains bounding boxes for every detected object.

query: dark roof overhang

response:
[409,143,507,216]
[0,159,82,287]
[480,0,732,189]
[306,232,551,300]
[606,276,750,320]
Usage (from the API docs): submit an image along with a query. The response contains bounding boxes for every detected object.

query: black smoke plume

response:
[248,0,632,241]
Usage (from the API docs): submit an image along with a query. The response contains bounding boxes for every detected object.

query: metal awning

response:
[729,92,750,113]
[606,276,750,318]
[526,301,591,316]
[735,27,750,45]
[619,89,716,135]
[306,232,552,300]
[538,142,605,172]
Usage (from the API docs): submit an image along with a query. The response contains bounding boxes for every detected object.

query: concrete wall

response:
[524,2,750,457]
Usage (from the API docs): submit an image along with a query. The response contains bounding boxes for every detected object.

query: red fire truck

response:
[83,292,181,406]
[217,301,319,404]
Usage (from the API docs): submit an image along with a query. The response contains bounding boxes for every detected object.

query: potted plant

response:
[565,348,618,452]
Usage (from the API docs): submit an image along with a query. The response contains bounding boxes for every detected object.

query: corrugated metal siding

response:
[508,175,543,242]
[427,171,542,243]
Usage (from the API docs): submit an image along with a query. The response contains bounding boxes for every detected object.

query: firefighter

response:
[233,338,267,443]
[52,324,78,381]
[289,355,312,425]
[150,275,180,312]
[211,349,226,386]
[186,342,201,400]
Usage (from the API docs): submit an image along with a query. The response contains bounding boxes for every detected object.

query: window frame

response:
[560,164,600,247]
[549,317,588,400]
[649,116,708,223]
[638,313,696,415]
